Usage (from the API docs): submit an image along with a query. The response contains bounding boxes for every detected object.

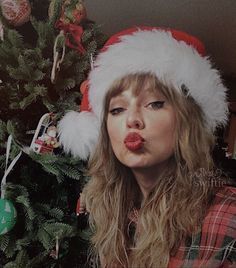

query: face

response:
[106,85,176,173]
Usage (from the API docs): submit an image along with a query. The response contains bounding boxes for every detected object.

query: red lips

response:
[124,132,145,151]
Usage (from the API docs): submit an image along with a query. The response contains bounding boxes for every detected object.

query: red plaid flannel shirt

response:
[79,186,236,267]
[168,186,236,268]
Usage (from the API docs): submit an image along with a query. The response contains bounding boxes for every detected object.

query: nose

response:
[126,108,144,130]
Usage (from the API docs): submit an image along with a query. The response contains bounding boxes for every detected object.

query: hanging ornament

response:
[76,192,89,230]
[30,113,60,154]
[50,235,60,259]
[57,0,87,25]
[0,199,17,235]
[0,0,31,27]
[55,0,87,54]
[0,19,4,41]
[0,135,21,235]
[48,0,57,20]
[76,192,86,216]
[79,54,94,110]
[51,30,66,83]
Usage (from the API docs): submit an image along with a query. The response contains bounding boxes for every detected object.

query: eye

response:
[146,101,165,110]
[109,107,125,115]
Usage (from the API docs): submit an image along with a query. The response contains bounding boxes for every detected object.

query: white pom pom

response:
[58,111,100,160]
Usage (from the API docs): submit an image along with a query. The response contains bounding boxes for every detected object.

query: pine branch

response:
[6,30,24,49]
[15,237,31,251]
[0,154,6,169]
[25,250,49,268]
[5,183,30,199]
[0,2,106,266]
[0,120,7,141]
[4,250,29,268]
[37,226,53,250]
[43,222,76,239]
[3,262,18,268]
[19,84,47,110]
[48,0,64,26]
[0,29,24,69]
[34,203,64,221]
[1,235,17,258]
[15,250,30,268]
[54,78,76,91]
[31,17,55,50]
[0,235,10,252]
[56,165,82,181]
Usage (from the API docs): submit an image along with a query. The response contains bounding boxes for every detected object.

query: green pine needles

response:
[0,0,106,266]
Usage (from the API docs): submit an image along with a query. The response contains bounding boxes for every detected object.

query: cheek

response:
[151,112,176,146]
[165,117,176,147]
[107,127,124,161]
[107,118,122,146]
[165,116,176,152]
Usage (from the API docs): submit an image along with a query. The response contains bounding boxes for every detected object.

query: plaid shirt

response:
[168,186,236,268]
[79,186,236,267]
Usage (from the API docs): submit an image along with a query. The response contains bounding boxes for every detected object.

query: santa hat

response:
[58,26,228,160]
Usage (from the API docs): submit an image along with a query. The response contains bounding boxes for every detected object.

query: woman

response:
[59,27,236,267]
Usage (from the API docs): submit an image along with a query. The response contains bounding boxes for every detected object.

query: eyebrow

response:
[109,96,126,108]
[108,92,166,110]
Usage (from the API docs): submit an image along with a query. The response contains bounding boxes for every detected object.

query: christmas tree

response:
[0,0,106,266]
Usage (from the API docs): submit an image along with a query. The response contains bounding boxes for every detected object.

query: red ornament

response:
[55,0,87,54]
[76,193,86,215]
[79,80,91,112]
[55,21,85,53]
[0,0,31,27]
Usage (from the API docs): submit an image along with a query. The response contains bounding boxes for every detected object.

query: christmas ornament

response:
[30,113,60,154]
[76,192,86,216]
[0,19,4,41]
[48,0,57,20]
[0,199,17,235]
[79,79,90,111]
[50,236,59,259]
[59,0,87,25]
[0,135,21,235]
[55,0,86,53]
[51,30,66,83]
[79,55,94,111]
[0,0,31,27]
[76,193,88,230]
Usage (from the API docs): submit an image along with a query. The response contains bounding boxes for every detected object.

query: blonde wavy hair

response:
[83,73,221,267]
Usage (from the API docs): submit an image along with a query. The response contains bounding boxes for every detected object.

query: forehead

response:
[108,74,165,101]
[110,86,163,101]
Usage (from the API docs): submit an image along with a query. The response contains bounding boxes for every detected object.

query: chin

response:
[126,162,146,169]
[120,155,149,168]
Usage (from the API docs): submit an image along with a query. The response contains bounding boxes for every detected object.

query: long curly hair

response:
[83,73,221,267]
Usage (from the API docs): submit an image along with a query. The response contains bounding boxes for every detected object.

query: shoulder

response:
[196,186,236,265]
[211,186,236,214]
[204,186,236,237]
[215,185,236,198]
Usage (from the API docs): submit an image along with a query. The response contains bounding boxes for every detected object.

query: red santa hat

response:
[58,26,228,160]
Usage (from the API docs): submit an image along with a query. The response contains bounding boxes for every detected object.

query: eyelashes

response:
[146,101,165,109]
[109,101,165,115]
[109,107,125,115]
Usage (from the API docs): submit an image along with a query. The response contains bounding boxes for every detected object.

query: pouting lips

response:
[124,132,145,151]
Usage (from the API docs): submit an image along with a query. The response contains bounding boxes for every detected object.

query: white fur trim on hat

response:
[88,29,228,132]
[58,111,99,160]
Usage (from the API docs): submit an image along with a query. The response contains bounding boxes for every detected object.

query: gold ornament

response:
[0,0,31,27]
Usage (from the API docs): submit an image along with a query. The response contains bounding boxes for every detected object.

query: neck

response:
[131,158,174,200]
[131,167,162,200]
